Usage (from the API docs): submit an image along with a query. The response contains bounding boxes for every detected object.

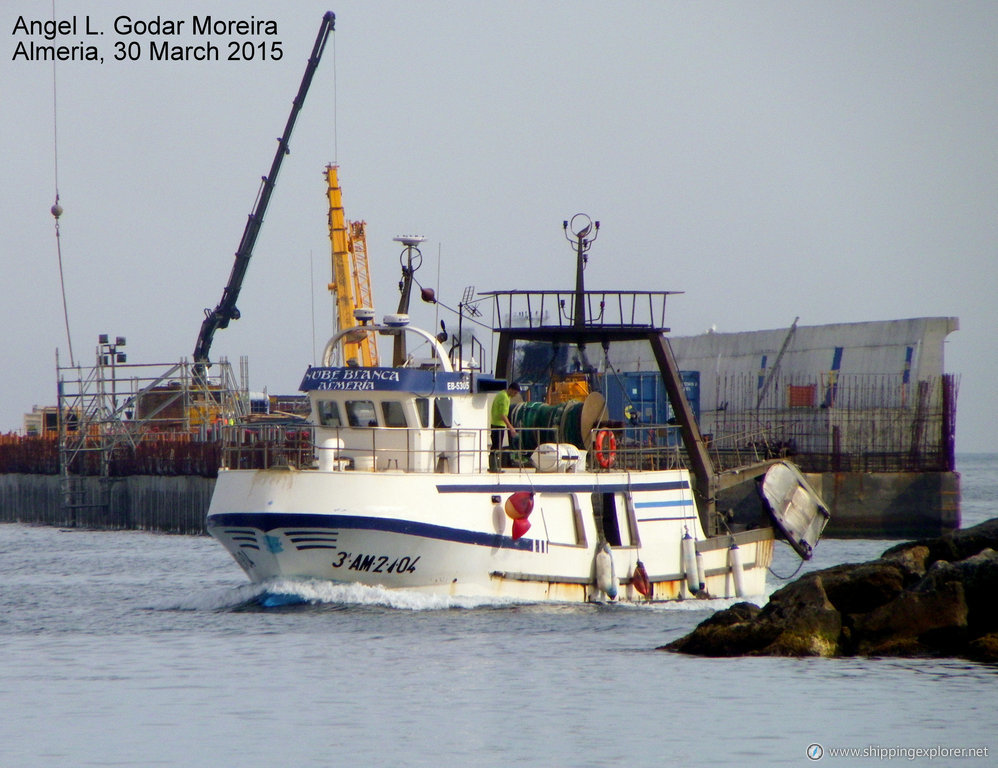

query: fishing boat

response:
[206,219,829,601]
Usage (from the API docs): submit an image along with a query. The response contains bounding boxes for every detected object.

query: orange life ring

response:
[595,430,616,468]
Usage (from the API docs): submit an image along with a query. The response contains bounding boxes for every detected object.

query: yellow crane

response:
[326,164,378,366]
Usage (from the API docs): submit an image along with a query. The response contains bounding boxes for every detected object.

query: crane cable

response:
[331,24,338,164]
[50,0,75,367]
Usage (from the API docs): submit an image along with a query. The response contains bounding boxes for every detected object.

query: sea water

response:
[1,456,996,767]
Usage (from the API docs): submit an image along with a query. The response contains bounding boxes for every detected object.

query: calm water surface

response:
[2,455,996,767]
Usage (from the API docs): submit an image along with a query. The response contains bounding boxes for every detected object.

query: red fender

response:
[631,561,652,598]
[504,491,534,520]
[512,517,531,540]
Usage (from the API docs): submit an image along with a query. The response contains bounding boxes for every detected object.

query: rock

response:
[851,581,968,656]
[698,601,761,628]
[663,577,842,657]
[880,544,931,578]
[662,602,775,657]
[950,549,998,635]
[966,632,998,663]
[757,573,842,656]
[881,518,998,570]
[666,516,998,661]
[817,560,908,613]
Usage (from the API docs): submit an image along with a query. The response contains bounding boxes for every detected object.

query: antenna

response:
[461,285,482,317]
[393,235,427,248]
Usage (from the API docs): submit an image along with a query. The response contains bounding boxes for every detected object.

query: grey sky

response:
[2,1,995,451]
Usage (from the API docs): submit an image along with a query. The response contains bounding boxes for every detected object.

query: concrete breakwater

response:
[807,470,959,538]
[0,474,213,535]
[718,469,960,539]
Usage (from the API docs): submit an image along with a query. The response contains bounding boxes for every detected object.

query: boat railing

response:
[578,425,688,472]
[705,427,793,472]
[220,423,317,470]
[484,290,681,332]
[218,422,692,474]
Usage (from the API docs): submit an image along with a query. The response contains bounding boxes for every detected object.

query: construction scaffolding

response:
[700,372,959,473]
[56,339,249,524]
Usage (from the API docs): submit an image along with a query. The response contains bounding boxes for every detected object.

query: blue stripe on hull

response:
[633,499,693,508]
[434,479,689,494]
[208,512,535,551]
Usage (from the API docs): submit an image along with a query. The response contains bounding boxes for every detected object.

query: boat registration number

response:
[332,551,421,574]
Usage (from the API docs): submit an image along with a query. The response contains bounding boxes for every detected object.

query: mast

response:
[563,214,599,328]
[490,215,719,532]
[392,235,425,365]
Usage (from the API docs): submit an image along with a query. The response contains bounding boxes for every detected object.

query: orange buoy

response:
[504,491,534,520]
[595,430,616,468]
[512,517,531,540]
[631,560,652,598]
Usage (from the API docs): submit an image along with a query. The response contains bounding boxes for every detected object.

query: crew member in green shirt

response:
[489,383,520,472]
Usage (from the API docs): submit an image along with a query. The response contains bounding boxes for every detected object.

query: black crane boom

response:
[193,11,335,377]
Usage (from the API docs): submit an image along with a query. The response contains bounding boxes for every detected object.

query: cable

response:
[768,546,806,581]
[52,207,74,368]
[331,25,338,163]
[51,9,59,195]
[51,0,75,367]
[413,276,494,332]
[310,250,317,366]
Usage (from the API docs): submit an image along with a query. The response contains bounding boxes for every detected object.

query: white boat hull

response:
[207,465,774,602]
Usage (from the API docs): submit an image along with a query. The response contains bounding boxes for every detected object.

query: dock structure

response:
[668,317,957,464]
[0,472,214,534]
[2,345,247,531]
[667,317,960,537]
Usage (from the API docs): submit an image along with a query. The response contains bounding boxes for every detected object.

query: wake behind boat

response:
[207,219,829,602]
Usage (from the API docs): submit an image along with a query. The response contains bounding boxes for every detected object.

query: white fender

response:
[594,543,618,600]
[682,531,699,595]
[728,543,745,598]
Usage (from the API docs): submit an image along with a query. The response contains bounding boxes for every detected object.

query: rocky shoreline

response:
[664,518,998,661]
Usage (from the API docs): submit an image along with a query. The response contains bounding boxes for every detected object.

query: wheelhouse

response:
[301,363,501,474]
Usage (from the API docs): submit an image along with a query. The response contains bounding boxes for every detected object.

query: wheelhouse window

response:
[345,400,378,427]
[434,397,453,428]
[317,400,343,427]
[381,400,408,428]
[415,397,452,428]
[415,398,430,428]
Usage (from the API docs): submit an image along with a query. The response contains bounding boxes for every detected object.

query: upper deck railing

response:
[484,290,682,335]
[218,422,693,474]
